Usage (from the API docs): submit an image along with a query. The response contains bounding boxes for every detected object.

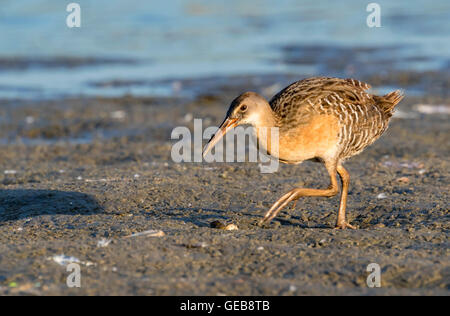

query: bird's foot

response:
[334,221,357,230]
[258,217,271,227]
[290,200,298,210]
[259,189,302,226]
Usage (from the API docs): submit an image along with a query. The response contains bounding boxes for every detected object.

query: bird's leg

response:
[334,165,356,229]
[260,162,339,225]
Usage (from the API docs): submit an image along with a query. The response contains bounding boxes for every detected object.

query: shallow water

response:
[0,0,449,99]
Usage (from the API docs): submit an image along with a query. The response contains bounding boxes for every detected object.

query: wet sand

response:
[0,75,449,295]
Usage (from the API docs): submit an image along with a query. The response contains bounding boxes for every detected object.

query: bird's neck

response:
[252,104,280,129]
[250,105,281,158]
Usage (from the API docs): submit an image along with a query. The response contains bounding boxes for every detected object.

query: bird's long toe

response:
[334,221,357,230]
[260,189,300,225]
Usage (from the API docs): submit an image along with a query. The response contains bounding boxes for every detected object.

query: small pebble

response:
[377,193,388,199]
[396,177,410,184]
[184,242,208,248]
[25,116,35,124]
[110,110,126,120]
[210,221,238,231]
[97,238,112,248]
[224,224,238,231]
[124,230,165,238]
[318,238,327,246]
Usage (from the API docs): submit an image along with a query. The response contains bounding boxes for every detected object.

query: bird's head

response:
[202,92,270,158]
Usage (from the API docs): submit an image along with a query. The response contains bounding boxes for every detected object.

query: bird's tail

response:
[377,90,404,116]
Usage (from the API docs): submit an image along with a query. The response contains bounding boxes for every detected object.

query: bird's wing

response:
[270,77,373,125]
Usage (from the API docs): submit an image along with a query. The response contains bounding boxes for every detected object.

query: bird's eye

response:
[240,105,248,112]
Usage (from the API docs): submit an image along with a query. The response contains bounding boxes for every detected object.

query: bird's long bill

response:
[202,117,238,158]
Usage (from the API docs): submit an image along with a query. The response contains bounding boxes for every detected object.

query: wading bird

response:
[203,77,403,229]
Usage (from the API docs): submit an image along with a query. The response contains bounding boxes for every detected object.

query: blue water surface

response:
[0,0,448,99]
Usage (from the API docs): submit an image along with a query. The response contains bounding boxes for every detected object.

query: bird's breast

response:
[256,114,341,163]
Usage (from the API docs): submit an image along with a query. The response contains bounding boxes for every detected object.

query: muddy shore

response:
[0,74,448,295]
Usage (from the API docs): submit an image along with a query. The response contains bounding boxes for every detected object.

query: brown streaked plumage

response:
[203,77,404,229]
